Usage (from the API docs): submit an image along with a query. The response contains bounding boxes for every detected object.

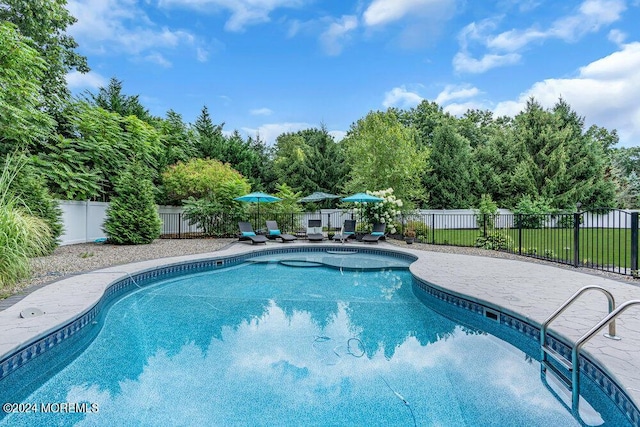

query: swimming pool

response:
[0,248,634,426]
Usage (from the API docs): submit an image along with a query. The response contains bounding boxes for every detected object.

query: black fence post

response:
[483,214,487,238]
[631,212,639,276]
[573,212,581,268]
[431,214,435,244]
[517,214,522,255]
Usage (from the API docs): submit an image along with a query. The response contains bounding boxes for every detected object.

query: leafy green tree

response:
[176,158,252,235]
[0,0,89,117]
[162,158,251,205]
[31,134,102,200]
[476,193,498,230]
[103,163,161,244]
[401,100,451,148]
[157,110,197,170]
[513,195,554,228]
[342,110,427,206]
[426,123,473,208]
[33,101,162,200]
[0,22,55,156]
[261,183,303,216]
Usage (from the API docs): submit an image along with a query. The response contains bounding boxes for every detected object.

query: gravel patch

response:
[2,239,234,301]
[3,237,637,304]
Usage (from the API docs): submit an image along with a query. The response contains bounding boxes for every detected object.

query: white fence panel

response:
[59,201,109,245]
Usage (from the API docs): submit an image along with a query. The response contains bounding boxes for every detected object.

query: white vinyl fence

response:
[58,201,178,245]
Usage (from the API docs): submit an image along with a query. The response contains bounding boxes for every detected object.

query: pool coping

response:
[1,240,640,425]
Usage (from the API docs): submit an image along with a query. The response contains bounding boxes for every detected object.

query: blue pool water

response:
[0,253,632,426]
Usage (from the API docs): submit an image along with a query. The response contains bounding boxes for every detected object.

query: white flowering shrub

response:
[353,188,402,234]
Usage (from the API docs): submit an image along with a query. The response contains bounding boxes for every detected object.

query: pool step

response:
[541,358,571,390]
[542,345,572,371]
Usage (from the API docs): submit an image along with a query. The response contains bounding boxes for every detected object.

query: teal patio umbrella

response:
[341,193,384,227]
[234,192,282,226]
[341,193,383,203]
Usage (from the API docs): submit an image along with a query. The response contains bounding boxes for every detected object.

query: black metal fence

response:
[159,211,355,239]
[402,209,639,277]
[159,209,640,277]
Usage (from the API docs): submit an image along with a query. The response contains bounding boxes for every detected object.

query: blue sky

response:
[64,0,640,147]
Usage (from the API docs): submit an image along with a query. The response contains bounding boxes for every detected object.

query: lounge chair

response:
[265,220,297,242]
[332,219,356,243]
[362,223,386,243]
[306,219,324,242]
[238,222,268,244]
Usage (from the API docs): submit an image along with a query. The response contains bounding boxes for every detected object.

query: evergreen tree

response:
[426,123,473,208]
[84,77,154,124]
[302,126,347,196]
[273,132,315,194]
[193,106,225,159]
[103,163,161,244]
[513,98,615,210]
[157,110,197,171]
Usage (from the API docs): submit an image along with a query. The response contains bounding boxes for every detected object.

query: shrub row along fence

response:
[158,209,640,278]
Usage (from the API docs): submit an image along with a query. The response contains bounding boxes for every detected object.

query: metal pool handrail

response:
[571,299,640,409]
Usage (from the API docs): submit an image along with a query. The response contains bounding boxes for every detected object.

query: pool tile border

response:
[414,277,639,426]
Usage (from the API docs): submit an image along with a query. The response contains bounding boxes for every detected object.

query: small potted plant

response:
[404,227,416,244]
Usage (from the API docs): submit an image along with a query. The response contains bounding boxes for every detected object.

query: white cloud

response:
[250,108,274,116]
[363,0,457,50]
[494,42,640,147]
[382,86,423,109]
[608,29,627,45]
[68,0,204,61]
[144,52,172,67]
[196,47,209,62]
[488,0,626,51]
[160,0,308,32]
[65,71,108,90]
[242,122,311,145]
[453,51,520,74]
[435,84,481,105]
[319,15,358,56]
[456,0,626,74]
[364,0,450,27]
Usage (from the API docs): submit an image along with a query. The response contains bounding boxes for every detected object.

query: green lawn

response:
[417,228,637,271]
